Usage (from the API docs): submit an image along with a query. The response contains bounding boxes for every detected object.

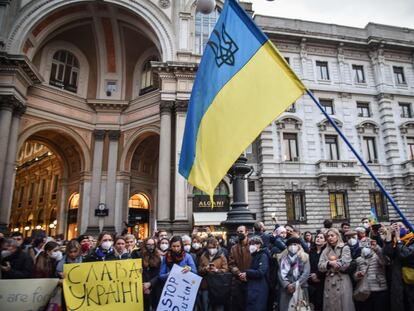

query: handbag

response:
[353,261,371,302]
[206,272,233,306]
[402,267,414,285]
[288,281,311,311]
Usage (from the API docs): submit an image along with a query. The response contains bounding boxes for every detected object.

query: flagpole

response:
[306,89,414,232]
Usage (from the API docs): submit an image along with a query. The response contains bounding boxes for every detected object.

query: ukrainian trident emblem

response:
[207,25,239,67]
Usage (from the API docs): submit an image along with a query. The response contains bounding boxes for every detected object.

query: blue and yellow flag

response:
[179,0,306,196]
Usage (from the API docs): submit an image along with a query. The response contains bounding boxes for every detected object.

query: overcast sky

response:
[251,0,414,29]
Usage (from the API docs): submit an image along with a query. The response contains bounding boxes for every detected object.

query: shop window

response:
[195,8,220,54]
[49,50,79,93]
[193,181,230,212]
[329,191,349,220]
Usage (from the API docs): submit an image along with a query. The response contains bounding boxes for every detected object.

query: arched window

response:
[69,193,80,209]
[128,193,150,209]
[49,50,79,93]
[194,8,220,54]
[140,57,159,95]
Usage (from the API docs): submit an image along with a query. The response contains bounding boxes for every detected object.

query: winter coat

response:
[278,250,310,311]
[1,248,33,279]
[198,249,229,290]
[228,238,252,275]
[308,247,325,311]
[83,247,118,262]
[56,255,82,278]
[270,236,286,254]
[246,249,269,311]
[159,252,197,281]
[354,246,387,292]
[318,243,355,311]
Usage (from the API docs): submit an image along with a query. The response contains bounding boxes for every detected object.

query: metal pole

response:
[306,89,414,232]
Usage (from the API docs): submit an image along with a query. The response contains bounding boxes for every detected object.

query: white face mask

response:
[288,245,299,254]
[101,241,113,250]
[361,247,372,257]
[183,245,191,252]
[208,248,218,256]
[348,238,358,246]
[50,251,63,261]
[192,243,201,250]
[249,245,257,254]
[363,223,370,229]
[160,244,169,251]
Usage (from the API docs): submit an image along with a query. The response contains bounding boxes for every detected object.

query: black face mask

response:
[237,233,246,241]
[146,245,155,252]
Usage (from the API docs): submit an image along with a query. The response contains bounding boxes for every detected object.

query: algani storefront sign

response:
[193,195,229,213]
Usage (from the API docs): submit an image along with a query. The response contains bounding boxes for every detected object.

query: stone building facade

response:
[0,0,413,238]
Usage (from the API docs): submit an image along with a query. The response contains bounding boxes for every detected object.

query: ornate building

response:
[0,0,413,238]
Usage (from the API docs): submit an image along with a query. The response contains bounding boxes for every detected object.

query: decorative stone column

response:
[0,99,14,201]
[57,178,68,235]
[86,130,105,235]
[157,101,173,228]
[114,171,130,234]
[0,103,24,232]
[79,171,92,234]
[103,130,120,232]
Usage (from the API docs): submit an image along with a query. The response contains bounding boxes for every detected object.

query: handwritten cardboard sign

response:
[0,278,59,311]
[63,259,143,311]
[156,264,202,311]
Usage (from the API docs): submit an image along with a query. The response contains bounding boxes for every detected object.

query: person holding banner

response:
[198,237,229,311]
[83,231,117,262]
[33,241,62,278]
[159,236,197,281]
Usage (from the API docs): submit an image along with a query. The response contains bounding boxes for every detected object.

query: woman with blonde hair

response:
[277,237,310,311]
[318,228,355,311]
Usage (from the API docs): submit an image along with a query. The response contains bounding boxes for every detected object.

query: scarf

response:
[166,250,185,269]
[280,253,301,282]
[95,247,114,259]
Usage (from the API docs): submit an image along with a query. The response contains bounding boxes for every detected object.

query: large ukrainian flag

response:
[179,0,306,196]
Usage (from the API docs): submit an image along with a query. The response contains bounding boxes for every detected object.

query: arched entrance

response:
[9,125,88,238]
[127,193,150,239]
[67,193,79,240]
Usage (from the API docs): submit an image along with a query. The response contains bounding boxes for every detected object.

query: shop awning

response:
[193,212,228,226]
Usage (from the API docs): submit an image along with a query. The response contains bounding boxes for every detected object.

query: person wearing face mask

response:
[344,231,362,260]
[77,234,92,259]
[277,237,310,311]
[239,236,269,311]
[181,235,197,264]
[139,238,161,311]
[190,236,204,268]
[308,233,327,311]
[83,232,117,262]
[1,238,33,279]
[56,240,82,278]
[199,237,229,311]
[228,226,251,311]
[157,237,169,258]
[353,239,388,311]
[33,241,62,278]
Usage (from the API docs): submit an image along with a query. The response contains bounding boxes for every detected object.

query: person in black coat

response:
[308,232,326,311]
[1,238,33,279]
[238,236,269,311]
[83,232,118,262]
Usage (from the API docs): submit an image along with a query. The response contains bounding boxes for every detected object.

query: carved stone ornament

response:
[158,0,170,9]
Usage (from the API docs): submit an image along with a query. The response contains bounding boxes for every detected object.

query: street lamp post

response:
[221,155,256,240]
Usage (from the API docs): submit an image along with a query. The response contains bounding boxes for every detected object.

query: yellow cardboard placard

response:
[63,259,143,311]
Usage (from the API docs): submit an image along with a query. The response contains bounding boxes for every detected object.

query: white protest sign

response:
[156,264,202,311]
[0,278,59,311]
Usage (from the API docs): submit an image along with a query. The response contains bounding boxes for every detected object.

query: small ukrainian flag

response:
[179,0,306,197]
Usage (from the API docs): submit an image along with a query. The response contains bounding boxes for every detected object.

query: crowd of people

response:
[1,217,414,311]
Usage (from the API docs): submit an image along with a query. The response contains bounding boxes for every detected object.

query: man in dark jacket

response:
[228,225,251,311]
[1,239,33,279]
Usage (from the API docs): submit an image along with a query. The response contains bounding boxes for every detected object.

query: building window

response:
[363,137,378,163]
[283,133,299,161]
[352,65,366,83]
[325,135,340,160]
[399,103,412,118]
[369,191,388,221]
[320,99,334,115]
[38,179,45,203]
[195,8,219,54]
[284,57,290,64]
[286,191,306,222]
[357,102,371,117]
[407,137,414,160]
[51,175,58,200]
[18,186,24,208]
[28,182,34,205]
[140,57,159,95]
[393,66,406,85]
[128,193,150,209]
[49,50,79,93]
[316,61,330,80]
[329,191,349,220]
[248,180,255,192]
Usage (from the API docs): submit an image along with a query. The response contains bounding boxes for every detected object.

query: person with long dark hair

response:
[33,241,62,278]
[308,232,326,311]
[159,236,197,281]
